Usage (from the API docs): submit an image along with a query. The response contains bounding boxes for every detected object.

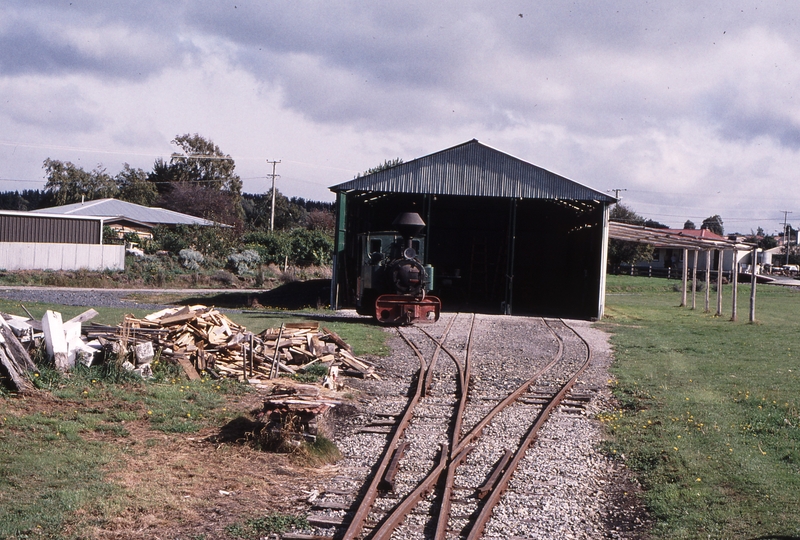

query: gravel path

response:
[0,286,175,311]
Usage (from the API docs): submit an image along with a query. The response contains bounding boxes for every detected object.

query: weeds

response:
[225,513,310,538]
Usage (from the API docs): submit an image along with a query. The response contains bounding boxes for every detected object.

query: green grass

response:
[599,275,800,538]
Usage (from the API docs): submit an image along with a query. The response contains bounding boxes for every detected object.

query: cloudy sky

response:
[2,1,799,233]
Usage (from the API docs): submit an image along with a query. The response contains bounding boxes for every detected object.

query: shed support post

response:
[680,248,688,307]
[330,192,347,310]
[503,199,517,315]
[749,246,758,323]
[716,250,724,316]
[691,250,698,310]
[731,249,738,322]
[705,250,712,313]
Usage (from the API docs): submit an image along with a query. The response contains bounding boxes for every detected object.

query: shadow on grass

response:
[178,279,331,310]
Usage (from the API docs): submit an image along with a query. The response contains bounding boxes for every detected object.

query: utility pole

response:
[267,160,281,232]
[780,210,793,266]
[609,188,627,200]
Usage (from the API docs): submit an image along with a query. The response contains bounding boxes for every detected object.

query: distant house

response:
[646,229,750,273]
[32,198,223,239]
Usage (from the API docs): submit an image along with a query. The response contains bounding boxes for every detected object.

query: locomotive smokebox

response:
[392,212,426,248]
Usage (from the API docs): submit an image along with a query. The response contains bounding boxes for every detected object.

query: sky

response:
[2,1,800,234]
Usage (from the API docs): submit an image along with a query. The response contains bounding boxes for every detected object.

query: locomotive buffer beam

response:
[375,294,441,325]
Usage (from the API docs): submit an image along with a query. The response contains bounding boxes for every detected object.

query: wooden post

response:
[750,246,758,323]
[731,250,738,322]
[680,248,688,307]
[716,250,724,316]
[705,250,711,313]
[691,250,698,310]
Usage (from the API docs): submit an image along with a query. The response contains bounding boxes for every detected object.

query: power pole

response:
[609,188,627,200]
[267,160,281,232]
[780,210,793,265]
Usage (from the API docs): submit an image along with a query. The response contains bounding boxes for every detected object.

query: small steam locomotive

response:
[357,212,441,325]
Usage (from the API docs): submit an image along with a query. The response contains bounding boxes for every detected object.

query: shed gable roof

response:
[330,139,614,202]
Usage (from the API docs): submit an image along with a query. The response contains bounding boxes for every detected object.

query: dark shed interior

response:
[330,140,615,320]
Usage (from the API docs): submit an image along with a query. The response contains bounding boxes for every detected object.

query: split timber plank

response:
[177,356,202,381]
[306,515,348,527]
[0,325,36,372]
[158,307,198,326]
[42,310,70,371]
[0,346,31,393]
[65,309,99,325]
[321,326,352,353]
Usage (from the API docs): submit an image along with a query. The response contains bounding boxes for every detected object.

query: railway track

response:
[308,314,595,540]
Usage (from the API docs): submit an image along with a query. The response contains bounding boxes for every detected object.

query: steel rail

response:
[464,318,593,540]
[340,329,428,540]
[373,317,565,539]
[422,313,458,396]
[431,314,476,539]
[342,316,460,540]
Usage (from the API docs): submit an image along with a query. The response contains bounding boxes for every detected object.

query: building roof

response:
[610,222,755,250]
[330,139,615,202]
[31,198,219,227]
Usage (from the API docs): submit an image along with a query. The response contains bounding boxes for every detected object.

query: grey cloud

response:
[0,4,195,80]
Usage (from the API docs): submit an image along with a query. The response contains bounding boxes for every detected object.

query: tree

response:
[151,134,244,223]
[701,215,724,236]
[356,157,404,178]
[159,182,242,228]
[683,220,696,229]
[168,134,242,194]
[644,219,669,229]
[241,190,307,231]
[609,204,646,225]
[43,159,118,206]
[608,204,655,267]
[116,163,158,206]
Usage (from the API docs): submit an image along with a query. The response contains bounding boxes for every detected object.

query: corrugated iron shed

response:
[0,210,102,244]
[331,139,615,202]
[32,198,220,227]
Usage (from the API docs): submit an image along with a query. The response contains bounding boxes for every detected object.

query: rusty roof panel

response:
[331,139,615,202]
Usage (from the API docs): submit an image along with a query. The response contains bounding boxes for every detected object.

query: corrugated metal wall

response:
[0,214,101,244]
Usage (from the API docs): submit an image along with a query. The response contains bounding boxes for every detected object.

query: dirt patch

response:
[3,389,340,540]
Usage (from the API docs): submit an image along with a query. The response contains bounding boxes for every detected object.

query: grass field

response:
[599,275,800,539]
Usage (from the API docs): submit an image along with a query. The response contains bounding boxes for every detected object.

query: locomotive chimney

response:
[393,212,426,249]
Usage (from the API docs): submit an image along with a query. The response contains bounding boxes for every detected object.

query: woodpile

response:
[0,303,375,392]
[87,305,377,383]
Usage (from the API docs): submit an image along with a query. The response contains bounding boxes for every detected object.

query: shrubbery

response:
[138,222,333,278]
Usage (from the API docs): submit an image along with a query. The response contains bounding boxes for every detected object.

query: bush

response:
[287,229,333,266]
[228,249,261,276]
[179,248,204,270]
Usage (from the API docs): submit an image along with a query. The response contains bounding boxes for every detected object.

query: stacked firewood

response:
[87,305,376,383]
